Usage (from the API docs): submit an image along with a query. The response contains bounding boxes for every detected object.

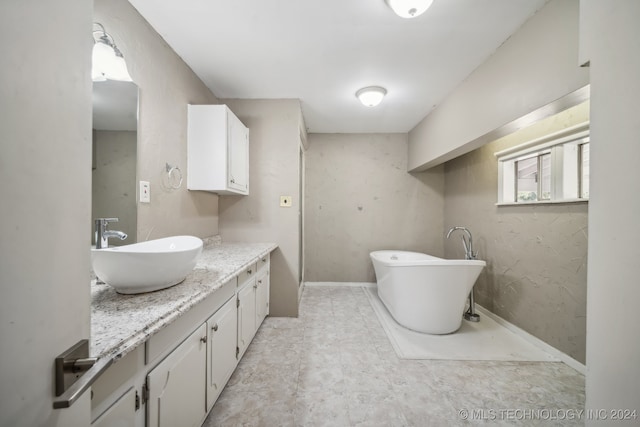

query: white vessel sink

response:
[91,236,203,294]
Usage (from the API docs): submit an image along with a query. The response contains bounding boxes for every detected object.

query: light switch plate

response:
[280,196,292,207]
[140,181,150,203]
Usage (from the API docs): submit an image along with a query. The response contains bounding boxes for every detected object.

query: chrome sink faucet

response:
[446,226,480,322]
[95,218,127,249]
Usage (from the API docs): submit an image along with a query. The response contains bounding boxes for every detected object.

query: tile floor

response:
[203,285,585,426]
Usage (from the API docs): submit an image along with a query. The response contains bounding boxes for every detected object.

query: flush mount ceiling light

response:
[92,23,132,82]
[356,86,387,107]
[385,0,434,19]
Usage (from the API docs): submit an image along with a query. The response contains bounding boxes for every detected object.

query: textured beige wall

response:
[305,133,444,282]
[443,102,589,363]
[219,99,303,317]
[0,0,93,424]
[92,130,137,245]
[409,0,589,171]
[95,0,220,241]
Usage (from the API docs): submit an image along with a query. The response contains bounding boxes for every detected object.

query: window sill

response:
[496,198,589,207]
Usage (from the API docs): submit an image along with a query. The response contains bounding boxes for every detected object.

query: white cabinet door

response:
[147,324,207,427]
[187,104,249,195]
[206,296,238,411]
[237,278,257,359]
[227,112,249,193]
[92,387,136,427]
[255,268,269,329]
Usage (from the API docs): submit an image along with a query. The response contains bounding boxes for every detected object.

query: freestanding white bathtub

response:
[370,250,486,334]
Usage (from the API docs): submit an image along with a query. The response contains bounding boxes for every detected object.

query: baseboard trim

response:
[475,305,586,375]
[303,281,377,288]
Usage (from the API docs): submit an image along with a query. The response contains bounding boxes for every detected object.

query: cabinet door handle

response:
[247,269,252,275]
[253,284,258,289]
[258,279,262,284]
[212,324,218,332]
[200,336,207,343]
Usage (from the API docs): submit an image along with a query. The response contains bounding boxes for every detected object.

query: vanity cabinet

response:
[146,324,207,427]
[90,250,273,427]
[90,346,145,427]
[255,256,270,328]
[237,265,257,360]
[187,104,249,195]
[205,296,238,411]
[237,254,271,359]
[92,386,136,427]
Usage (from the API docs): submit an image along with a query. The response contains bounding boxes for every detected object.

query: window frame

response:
[496,121,590,206]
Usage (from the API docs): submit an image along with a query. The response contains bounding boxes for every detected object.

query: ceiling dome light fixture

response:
[356,86,387,107]
[385,0,434,19]
[92,23,132,82]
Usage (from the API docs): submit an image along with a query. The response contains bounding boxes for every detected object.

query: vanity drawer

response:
[257,254,270,272]
[145,278,236,365]
[237,263,257,287]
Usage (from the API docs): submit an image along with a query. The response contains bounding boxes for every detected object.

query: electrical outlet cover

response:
[140,181,150,203]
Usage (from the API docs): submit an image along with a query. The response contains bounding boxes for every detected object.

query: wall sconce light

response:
[356,86,387,107]
[92,23,132,82]
[385,0,434,19]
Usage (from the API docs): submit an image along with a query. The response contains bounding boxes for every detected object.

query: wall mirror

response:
[92,79,138,245]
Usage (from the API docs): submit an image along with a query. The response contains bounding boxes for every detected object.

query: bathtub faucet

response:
[446,226,476,260]
[446,226,480,323]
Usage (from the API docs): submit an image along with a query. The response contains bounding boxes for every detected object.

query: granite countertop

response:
[90,241,278,362]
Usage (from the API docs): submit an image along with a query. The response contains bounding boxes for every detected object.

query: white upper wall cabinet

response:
[187,105,249,195]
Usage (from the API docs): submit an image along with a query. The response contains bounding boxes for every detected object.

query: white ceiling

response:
[127,0,547,133]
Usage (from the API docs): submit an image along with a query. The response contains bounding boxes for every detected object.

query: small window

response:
[515,152,551,202]
[496,122,590,205]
